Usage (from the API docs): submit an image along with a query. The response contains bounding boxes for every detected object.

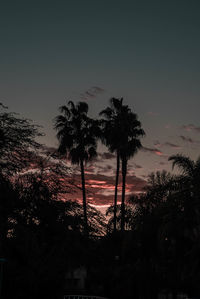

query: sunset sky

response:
[1,0,200,207]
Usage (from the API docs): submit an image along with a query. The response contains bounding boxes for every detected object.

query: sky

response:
[1,0,200,206]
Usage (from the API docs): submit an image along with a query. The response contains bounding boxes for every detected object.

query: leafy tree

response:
[168,154,200,296]
[54,101,100,234]
[168,154,200,241]
[0,103,42,175]
[0,103,42,258]
[169,154,200,196]
[106,204,134,233]
[5,166,107,299]
[6,172,84,299]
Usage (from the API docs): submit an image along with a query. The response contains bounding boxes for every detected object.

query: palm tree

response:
[168,154,200,195]
[119,107,145,231]
[100,98,145,231]
[168,154,200,228]
[169,154,200,177]
[54,101,99,234]
[99,98,125,232]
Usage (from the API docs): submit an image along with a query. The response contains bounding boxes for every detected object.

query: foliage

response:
[0,103,42,175]
[54,101,99,164]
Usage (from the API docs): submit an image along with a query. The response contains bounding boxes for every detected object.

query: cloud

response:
[98,152,115,160]
[80,86,105,100]
[154,141,181,149]
[96,164,113,176]
[159,161,167,166]
[181,124,200,133]
[164,142,181,149]
[66,172,147,205]
[153,141,161,147]
[134,163,143,169]
[85,164,96,174]
[141,146,164,156]
[147,111,159,116]
[26,147,147,206]
[127,163,143,175]
[179,135,198,143]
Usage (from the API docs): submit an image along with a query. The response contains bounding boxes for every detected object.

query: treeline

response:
[0,101,200,299]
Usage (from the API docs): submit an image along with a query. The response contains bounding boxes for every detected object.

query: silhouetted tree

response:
[118,101,144,231]
[99,98,123,232]
[54,101,99,234]
[6,171,85,299]
[167,154,200,297]
[106,204,134,233]
[100,98,145,232]
[0,103,42,175]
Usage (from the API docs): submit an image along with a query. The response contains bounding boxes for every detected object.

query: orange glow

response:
[155,151,163,156]
[88,180,107,184]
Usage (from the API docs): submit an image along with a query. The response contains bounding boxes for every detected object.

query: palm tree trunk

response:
[121,156,127,231]
[114,152,120,232]
[80,159,88,234]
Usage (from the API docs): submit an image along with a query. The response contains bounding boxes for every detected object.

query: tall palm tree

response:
[119,108,145,231]
[54,101,99,234]
[99,98,125,232]
[100,98,145,231]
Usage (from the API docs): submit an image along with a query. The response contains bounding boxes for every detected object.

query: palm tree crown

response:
[55,101,98,164]
[169,154,200,179]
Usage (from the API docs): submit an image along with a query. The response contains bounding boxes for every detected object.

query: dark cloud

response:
[98,152,115,160]
[181,124,200,133]
[96,164,113,175]
[164,142,181,149]
[180,135,196,143]
[159,161,167,166]
[0,102,8,109]
[154,141,180,149]
[134,163,143,169]
[80,86,105,101]
[93,86,105,93]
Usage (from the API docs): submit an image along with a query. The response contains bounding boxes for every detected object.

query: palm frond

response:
[168,154,195,176]
[77,102,88,114]
[59,105,70,117]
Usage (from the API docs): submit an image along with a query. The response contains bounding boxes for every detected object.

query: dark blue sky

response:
[1,0,200,180]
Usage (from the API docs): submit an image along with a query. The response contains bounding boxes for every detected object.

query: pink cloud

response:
[141,146,164,156]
